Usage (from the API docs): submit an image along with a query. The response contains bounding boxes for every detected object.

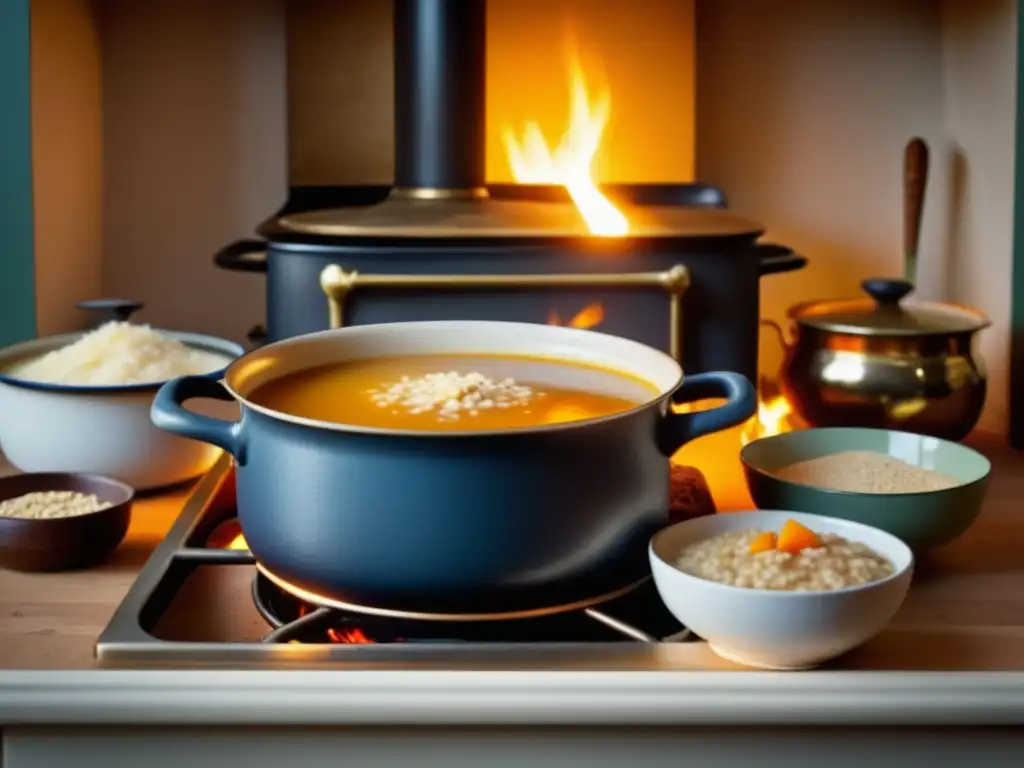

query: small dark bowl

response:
[0,473,134,572]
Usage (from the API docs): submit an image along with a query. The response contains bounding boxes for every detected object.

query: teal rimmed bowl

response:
[740,427,991,551]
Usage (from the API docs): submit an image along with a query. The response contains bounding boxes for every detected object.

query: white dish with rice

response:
[0,322,243,490]
[650,510,914,670]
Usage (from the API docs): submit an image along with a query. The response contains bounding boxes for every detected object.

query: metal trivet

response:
[255,561,654,623]
[251,571,689,644]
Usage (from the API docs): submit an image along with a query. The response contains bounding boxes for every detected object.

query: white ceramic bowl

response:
[649,510,914,670]
[0,330,243,491]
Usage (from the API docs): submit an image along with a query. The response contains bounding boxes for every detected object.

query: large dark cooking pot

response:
[150,320,755,617]
[214,184,807,385]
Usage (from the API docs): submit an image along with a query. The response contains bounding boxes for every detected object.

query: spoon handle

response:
[904,137,929,285]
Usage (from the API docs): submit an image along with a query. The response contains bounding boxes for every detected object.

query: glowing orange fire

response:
[227,534,248,550]
[503,57,628,237]
[327,628,373,644]
[740,393,793,445]
[548,302,605,329]
[295,604,376,644]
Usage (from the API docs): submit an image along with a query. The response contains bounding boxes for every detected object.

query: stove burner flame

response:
[327,627,374,644]
[205,519,250,550]
[296,603,377,644]
[503,55,628,237]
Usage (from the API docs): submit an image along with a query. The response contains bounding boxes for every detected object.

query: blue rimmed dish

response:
[0,330,243,490]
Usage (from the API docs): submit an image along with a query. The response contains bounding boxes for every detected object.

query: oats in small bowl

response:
[0,472,134,572]
[649,510,913,670]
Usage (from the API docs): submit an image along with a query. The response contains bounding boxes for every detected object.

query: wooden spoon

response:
[903,137,929,285]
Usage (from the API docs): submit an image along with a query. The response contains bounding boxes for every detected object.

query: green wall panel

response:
[1012,2,1024,448]
[0,0,36,347]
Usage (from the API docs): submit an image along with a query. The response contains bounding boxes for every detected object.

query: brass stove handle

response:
[319,264,691,362]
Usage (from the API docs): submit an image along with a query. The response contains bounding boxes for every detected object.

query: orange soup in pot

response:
[248,354,659,431]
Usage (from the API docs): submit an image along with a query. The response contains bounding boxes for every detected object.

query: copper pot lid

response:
[259,192,764,240]
[790,278,991,336]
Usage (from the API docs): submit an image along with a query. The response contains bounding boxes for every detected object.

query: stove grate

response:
[251,571,690,645]
[95,454,696,666]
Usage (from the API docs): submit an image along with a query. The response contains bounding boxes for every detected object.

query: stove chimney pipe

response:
[393,0,488,199]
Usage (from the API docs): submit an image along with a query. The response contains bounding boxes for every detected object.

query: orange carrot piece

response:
[776,519,821,555]
[748,531,778,554]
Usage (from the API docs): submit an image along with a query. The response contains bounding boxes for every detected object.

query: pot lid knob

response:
[861,278,914,307]
[76,299,145,326]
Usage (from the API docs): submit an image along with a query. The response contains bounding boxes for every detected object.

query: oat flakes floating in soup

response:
[368,371,536,420]
[250,354,657,431]
[674,519,895,591]
[772,450,958,494]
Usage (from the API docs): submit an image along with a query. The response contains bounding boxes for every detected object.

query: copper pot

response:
[764,278,991,442]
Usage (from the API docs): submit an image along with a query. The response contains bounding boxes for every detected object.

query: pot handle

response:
[659,372,757,456]
[76,298,145,326]
[213,239,268,273]
[760,318,791,350]
[756,244,807,276]
[151,376,246,464]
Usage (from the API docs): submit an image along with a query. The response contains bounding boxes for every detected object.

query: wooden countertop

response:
[1,437,1024,672]
[0,472,196,669]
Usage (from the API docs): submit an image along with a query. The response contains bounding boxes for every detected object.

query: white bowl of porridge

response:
[649,510,914,670]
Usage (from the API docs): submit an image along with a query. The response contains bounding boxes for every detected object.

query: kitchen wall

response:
[696,0,1016,435]
[94,0,286,344]
[0,0,35,347]
[941,0,1017,435]
[29,0,1017,435]
[30,0,103,336]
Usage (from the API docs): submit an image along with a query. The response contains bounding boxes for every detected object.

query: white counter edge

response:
[0,670,1022,726]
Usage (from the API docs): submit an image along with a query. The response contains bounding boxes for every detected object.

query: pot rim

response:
[220,320,687,438]
[0,330,244,395]
[787,298,992,338]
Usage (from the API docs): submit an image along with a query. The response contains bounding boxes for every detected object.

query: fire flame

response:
[296,605,376,644]
[739,376,794,444]
[548,302,605,329]
[226,534,249,550]
[740,394,793,445]
[503,58,628,237]
[327,628,374,644]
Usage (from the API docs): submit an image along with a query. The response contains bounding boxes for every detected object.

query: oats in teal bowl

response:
[740,427,991,551]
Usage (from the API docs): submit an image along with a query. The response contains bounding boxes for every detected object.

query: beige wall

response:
[30,0,104,335]
[95,0,285,343]
[940,0,1017,434]
[696,0,1016,435]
